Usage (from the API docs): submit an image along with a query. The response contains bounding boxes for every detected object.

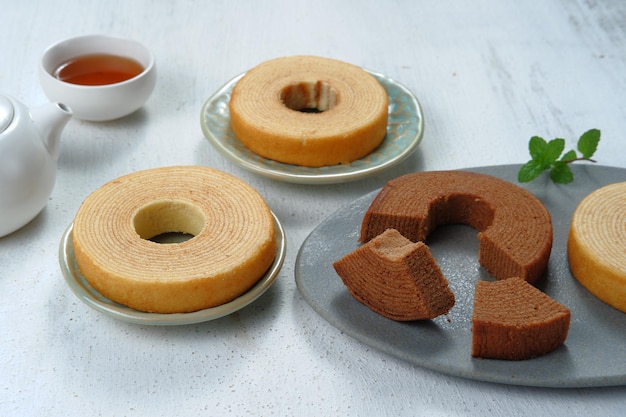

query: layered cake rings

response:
[471,278,571,360]
[568,182,626,313]
[229,56,389,167]
[71,166,277,313]
[333,228,455,321]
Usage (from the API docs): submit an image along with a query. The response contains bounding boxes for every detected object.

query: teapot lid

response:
[0,95,14,134]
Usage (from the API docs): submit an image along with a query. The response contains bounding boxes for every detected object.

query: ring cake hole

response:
[429,195,495,232]
[280,81,338,113]
[133,200,206,244]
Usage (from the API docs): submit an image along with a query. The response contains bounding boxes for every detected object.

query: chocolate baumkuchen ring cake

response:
[229,55,389,167]
[360,171,553,284]
[71,166,277,314]
[568,182,626,313]
[333,228,455,321]
[472,277,571,360]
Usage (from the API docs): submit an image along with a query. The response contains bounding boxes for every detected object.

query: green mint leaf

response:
[540,138,565,166]
[550,162,574,184]
[528,136,547,160]
[577,128,600,159]
[518,159,545,182]
[518,128,600,184]
[560,149,577,162]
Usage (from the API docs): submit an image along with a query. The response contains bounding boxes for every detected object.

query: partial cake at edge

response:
[568,181,626,313]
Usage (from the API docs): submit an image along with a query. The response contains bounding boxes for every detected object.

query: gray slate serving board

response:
[295,164,626,387]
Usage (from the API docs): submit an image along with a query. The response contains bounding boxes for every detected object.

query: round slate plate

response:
[295,164,626,387]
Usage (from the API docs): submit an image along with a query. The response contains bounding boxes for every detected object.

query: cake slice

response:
[333,228,455,321]
[472,277,570,360]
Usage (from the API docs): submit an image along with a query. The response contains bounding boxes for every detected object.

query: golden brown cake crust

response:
[360,170,553,284]
[229,55,388,167]
[333,228,454,321]
[72,166,277,313]
[568,181,626,313]
[472,278,570,360]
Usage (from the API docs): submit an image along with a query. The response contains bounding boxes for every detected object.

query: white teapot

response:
[0,93,72,237]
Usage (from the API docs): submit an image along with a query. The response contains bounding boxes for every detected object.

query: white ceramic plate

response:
[59,213,286,325]
[296,164,626,387]
[200,70,424,184]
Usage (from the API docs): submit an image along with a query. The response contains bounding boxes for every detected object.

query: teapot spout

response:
[30,102,72,160]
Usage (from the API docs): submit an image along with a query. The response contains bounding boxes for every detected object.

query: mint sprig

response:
[518,129,600,184]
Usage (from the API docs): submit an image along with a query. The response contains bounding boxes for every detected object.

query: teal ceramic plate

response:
[296,164,626,387]
[200,70,424,184]
[59,213,286,325]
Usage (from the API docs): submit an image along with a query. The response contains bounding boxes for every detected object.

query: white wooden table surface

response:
[1,1,625,416]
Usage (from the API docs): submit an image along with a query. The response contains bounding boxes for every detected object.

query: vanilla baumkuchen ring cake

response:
[229,55,389,167]
[71,166,277,314]
[568,182,626,313]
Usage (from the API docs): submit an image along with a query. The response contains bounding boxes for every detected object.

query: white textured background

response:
[1,1,625,416]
